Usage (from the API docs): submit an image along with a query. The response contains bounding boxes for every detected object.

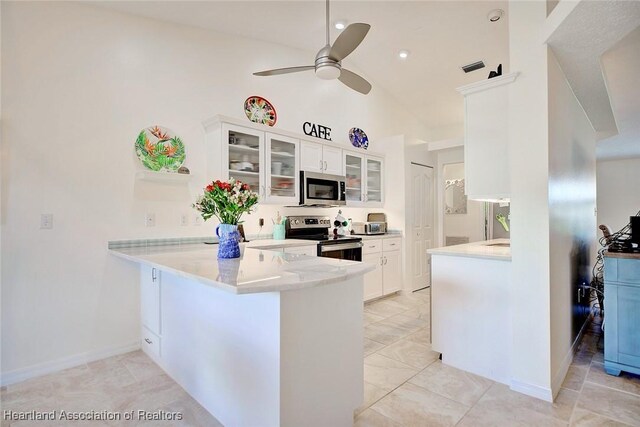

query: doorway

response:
[410,163,434,292]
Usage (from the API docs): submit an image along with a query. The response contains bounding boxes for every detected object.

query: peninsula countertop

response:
[427,238,511,261]
[110,241,374,294]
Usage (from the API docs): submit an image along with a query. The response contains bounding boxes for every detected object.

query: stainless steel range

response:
[285,215,363,261]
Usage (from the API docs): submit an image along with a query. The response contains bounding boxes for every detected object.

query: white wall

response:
[0,2,428,379]
[442,163,485,244]
[508,0,553,400]
[547,50,597,394]
[597,158,640,232]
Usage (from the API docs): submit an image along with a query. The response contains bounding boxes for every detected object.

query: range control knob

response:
[293,219,300,225]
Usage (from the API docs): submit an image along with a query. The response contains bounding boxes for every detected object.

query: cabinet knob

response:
[324,160,328,171]
[319,160,323,170]
[151,268,157,282]
[144,338,153,345]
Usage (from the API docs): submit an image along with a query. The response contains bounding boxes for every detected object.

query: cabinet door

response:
[365,156,384,205]
[140,265,161,335]
[344,151,365,205]
[265,133,299,205]
[606,282,640,367]
[323,145,343,175]
[363,253,383,301]
[223,124,265,199]
[300,140,324,173]
[382,251,402,295]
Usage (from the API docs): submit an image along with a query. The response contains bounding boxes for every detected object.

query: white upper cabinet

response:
[223,123,266,199]
[343,150,384,207]
[300,140,324,173]
[457,73,518,201]
[300,140,343,175]
[322,145,343,175]
[265,133,299,205]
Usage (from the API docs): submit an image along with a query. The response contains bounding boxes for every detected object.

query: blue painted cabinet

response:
[604,255,640,376]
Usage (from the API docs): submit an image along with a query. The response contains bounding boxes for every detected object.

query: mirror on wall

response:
[444,179,467,214]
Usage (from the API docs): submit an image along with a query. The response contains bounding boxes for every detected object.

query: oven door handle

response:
[320,242,364,252]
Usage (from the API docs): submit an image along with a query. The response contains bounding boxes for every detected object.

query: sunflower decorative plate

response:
[349,127,369,149]
[135,126,186,172]
[244,96,277,127]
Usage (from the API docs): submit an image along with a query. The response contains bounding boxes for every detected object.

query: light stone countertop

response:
[427,238,511,261]
[355,233,403,241]
[110,241,374,294]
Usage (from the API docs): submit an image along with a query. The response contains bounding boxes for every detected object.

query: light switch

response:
[40,214,53,229]
[193,214,203,226]
[180,214,189,226]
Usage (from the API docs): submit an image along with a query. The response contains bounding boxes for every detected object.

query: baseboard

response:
[550,309,594,398]
[510,379,554,402]
[0,341,140,387]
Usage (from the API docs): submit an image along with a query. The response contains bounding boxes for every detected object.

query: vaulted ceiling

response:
[95,1,510,132]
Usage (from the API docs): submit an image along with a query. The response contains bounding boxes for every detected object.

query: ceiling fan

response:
[253,0,372,95]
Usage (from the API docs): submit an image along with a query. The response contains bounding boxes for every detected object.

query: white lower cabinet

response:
[140,265,162,359]
[283,245,318,256]
[362,238,403,302]
[363,253,384,300]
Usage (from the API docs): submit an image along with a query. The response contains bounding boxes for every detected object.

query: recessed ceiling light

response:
[487,9,504,22]
[398,50,410,59]
[334,21,347,30]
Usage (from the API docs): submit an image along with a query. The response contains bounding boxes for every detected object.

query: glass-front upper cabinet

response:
[223,124,265,199]
[265,133,299,205]
[366,156,384,205]
[344,152,365,205]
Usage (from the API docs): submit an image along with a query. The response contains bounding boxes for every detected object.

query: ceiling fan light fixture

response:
[398,50,410,59]
[316,63,341,80]
[334,20,347,30]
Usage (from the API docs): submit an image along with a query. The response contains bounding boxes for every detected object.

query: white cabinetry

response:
[456,73,518,201]
[344,151,384,207]
[204,119,300,204]
[300,140,343,175]
[140,265,161,360]
[265,133,299,205]
[362,237,403,301]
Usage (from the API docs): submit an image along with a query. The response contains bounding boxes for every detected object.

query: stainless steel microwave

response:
[299,171,346,207]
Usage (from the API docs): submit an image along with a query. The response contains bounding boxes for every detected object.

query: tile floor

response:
[2,289,639,426]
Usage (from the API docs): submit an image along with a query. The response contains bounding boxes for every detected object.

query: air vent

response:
[461,60,486,73]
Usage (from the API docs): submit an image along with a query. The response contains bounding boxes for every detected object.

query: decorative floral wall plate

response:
[135,126,186,172]
[349,127,369,149]
[244,96,277,126]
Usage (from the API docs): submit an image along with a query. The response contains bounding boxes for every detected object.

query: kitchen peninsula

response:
[428,239,512,383]
[110,241,374,427]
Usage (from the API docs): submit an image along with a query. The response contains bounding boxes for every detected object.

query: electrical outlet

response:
[259,218,264,227]
[145,213,156,227]
[40,214,53,229]
[193,214,203,226]
[180,214,189,226]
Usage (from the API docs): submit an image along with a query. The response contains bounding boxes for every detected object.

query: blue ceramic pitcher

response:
[216,224,241,259]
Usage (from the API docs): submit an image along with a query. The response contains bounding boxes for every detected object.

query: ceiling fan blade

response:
[339,69,372,95]
[253,66,315,76]
[329,23,371,61]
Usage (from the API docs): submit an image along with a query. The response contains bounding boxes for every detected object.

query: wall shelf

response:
[136,170,192,184]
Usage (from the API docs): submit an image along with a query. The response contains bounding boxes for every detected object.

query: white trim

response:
[456,72,519,96]
[550,310,594,398]
[0,341,140,387]
[509,379,553,402]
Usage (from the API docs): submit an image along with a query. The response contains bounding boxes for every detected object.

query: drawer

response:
[383,238,402,252]
[363,239,382,254]
[141,327,161,360]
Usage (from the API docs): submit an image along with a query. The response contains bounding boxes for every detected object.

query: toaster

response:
[352,222,387,235]
[352,213,387,235]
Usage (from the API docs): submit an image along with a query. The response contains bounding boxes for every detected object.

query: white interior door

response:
[411,164,434,291]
